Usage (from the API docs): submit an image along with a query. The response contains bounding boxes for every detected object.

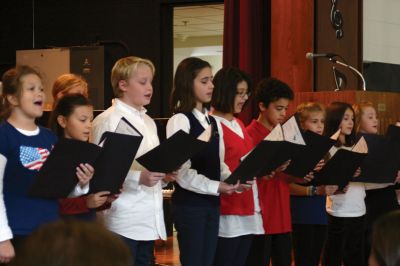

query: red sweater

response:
[59,197,89,215]
[220,119,255,215]
[246,120,292,234]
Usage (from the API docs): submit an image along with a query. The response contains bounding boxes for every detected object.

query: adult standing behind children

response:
[245,78,294,266]
[91,56,171,266]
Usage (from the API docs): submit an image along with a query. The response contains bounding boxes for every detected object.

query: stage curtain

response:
[223,0,271,125]
[223,0,313,125]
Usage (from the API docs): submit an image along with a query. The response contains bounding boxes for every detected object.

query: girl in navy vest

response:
[0,66,59,263]
[166,57,240,266]
[210,67,262,266]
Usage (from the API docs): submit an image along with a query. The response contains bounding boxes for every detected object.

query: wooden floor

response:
[154,233,180,266]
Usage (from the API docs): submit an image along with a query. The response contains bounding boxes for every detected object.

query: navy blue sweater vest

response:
[172,112,220,206]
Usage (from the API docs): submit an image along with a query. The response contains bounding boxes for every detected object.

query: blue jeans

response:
[173,204,220,266]
[120,235,154,266]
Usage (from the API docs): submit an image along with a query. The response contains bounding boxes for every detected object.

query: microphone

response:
[306,52,367,91]
[306,52,337,60]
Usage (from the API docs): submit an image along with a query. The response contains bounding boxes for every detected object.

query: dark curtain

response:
[223,0,271,125]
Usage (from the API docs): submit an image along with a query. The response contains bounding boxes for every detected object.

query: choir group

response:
[0,55,399,266]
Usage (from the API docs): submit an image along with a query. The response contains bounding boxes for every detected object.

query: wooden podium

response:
[289,91,400,134]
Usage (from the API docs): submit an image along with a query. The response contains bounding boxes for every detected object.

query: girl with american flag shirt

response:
[0,66,92,263]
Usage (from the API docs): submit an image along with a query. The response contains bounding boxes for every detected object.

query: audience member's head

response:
[11,219,132,266]
[369,210,400,266]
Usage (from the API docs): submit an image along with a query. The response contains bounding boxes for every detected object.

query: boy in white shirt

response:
[91,56,170,266]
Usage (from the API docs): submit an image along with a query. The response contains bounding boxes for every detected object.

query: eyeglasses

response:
[236,91,251,98]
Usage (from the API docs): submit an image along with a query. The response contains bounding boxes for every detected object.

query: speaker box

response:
[16,46,108,110]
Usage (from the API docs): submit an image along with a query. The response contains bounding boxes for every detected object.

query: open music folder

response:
[136,126,212,173]
[29,138,102,198]
[30,117,143,198]
[89,117,143,194]
[386,124,400,142]
[283,117,339,178]
[312,137,368,188]
[354,134,400,183]
[224,122,304,185]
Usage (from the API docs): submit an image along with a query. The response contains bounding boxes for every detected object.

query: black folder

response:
[224,140,303,185]
[29,138,102,198]
[30,117,143,198]
[386,124,400,142]
[284,130,336,178]
[355,134,400,183]
[136,129,209,173]
[89,132,142,194]
[312,149,367,188]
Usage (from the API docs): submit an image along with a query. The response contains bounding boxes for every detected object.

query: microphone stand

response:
[329,57,367,91]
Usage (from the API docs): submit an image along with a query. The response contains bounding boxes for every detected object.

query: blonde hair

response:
[296,102,325,129]
[352,101,375,132]
[52,73,88,102]
[111,56,155,98]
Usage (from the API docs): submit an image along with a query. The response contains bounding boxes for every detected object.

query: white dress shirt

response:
[91,99,166,241]
[213,115,265,238]
[326,146,366,217]
[166,108,228,195]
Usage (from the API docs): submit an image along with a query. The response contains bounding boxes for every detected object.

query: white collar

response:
[114,98,147,117]
[192,108,210,124]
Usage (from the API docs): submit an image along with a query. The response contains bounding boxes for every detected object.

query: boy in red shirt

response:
[245,78,294,266]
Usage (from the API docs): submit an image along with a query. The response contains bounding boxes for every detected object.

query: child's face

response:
[260,98,290,127]
[121,64,153,110]
[193,67,214,108]
[339,108,354,136]
[359,106,378,134]
[59,105,93,141]
[302,111,325,135]
[15,74,45,119]
[233,80,249,114]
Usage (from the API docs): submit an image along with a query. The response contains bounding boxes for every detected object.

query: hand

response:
[86,191,110,208]
[342,185,350,193]
[107,193,120,204]
[314,160,325,172]
[353,167,361,178]
[139,169,165,187]
[0,240,15,264]
[218,181,239,195]
[276,160,291,172]
[164,171,178,183]
[263,171,275,180]
[316,185,325,196]
[303,172,315,183]
[395,170,400,183]
[325,185,339,196]
[76,163,94,187]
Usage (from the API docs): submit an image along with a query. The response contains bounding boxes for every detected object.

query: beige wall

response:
[364,0,400,64]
